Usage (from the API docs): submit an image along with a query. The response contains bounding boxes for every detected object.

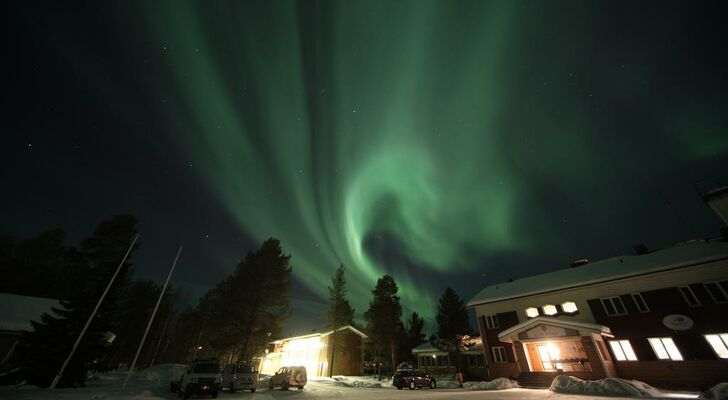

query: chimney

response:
[570,258,589,268]
[633,243,649,255]
[701,185,728,226]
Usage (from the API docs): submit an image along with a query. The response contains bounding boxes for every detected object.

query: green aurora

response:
[113,0,727,319]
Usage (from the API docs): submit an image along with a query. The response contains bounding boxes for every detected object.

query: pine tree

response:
[432,287,472,373]
[325,264,355,376]
[196,238,292,362]
[364,275,402,379]
[18,215,139,387]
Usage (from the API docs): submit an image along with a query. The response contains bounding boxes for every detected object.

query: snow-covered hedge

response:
[699,383,728,400]
[549,375,664,397]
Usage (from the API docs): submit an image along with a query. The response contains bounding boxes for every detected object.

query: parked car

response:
[222,362,258,393]
[268,366,307,390]
[393,370,437,390]
[176,360,222,398]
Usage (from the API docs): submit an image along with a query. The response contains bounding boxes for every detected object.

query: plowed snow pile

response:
[550,375,664,397]
[438,377,518,390]
[699,383,728,400]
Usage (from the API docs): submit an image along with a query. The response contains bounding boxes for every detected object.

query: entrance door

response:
[537,345,554,371]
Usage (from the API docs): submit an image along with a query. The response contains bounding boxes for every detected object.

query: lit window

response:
[631,293,649,313]
[648,337,683,361]
[600,296,627,316]
[543,304,558,316]
[485,314,499,329]
[561,301,578,313]
[492,346,507,363]
[704,334,728,359]
[525,307,539,318]
[608,340,638,361]
[703,282,728,304]
[678,286,700,307]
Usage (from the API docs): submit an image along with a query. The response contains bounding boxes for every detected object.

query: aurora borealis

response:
[4,1,728,327]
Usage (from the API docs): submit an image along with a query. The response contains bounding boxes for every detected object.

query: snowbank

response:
[313,376,387,388]
[549,375,664,397]
[436,377,518,390]
[136,364,187,384]
[464,377,519,390]
[699,383,728,400]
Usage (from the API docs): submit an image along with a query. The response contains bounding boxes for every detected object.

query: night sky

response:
[3,1,727,330]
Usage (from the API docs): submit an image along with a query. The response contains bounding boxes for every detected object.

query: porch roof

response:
[497,316,612,343]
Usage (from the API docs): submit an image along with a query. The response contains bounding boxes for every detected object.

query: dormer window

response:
[543,304,558,316]
[561,301,578,313]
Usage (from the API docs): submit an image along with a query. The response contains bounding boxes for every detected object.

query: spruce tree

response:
[325,264,355,376]
[18,215,138,387]
[432,287,472,373]
[364,275,402,379]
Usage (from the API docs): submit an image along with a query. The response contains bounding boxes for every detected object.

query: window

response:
[679,286,700,307]
[561,301,578,313]
[631,293,649,313]
[485,314,499,329]
[648,337,683,361]
[525,307,539,318]
[608,340,638,361]
[492,346,507,363]
[543,304,558,316]
[705,334,728,359]
[601,296,627,316]
[703,282,728,304]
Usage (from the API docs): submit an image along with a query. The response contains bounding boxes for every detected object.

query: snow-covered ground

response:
[0,365,701,400]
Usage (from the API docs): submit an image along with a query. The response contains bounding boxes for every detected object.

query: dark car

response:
[393,370,437,390]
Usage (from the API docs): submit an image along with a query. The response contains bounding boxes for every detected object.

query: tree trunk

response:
[390,335,397,378]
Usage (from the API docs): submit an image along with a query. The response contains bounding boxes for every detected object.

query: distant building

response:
[411,336,486,379]
[467,240,728,389]
[260,325,367,377]
[0,292,60,372]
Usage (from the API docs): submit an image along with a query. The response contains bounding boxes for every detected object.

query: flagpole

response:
[50,234,139,389]
[122,245,182,389]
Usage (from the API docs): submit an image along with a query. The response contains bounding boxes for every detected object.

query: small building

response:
[0,292,60,372]
[412,336,487,379]
[467,240,728,389]
[260,325,367,377]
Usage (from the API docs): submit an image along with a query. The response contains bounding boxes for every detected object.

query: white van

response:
[222,363,258,393]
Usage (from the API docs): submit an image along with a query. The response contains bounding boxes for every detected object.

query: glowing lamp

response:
[543,304,558,316]
[525,307,539,318]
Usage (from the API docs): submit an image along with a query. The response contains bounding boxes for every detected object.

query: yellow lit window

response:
[543,304,558,316]
[561,301,578,313]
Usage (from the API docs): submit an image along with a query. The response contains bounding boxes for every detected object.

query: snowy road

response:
[0,366,699,400]
[0,380,698,400]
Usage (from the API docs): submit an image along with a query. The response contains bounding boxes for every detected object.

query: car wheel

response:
[282,382,289,391]
[251,388,256,393]
[229,383,235,393]
[409,381,415,390]
[298,386,304,390]
[396,385,402,390]
[269,380,274,390]
[430,380,436,389]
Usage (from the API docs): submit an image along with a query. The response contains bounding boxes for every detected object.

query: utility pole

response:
[50,235,138,389]
[122,246,182,389]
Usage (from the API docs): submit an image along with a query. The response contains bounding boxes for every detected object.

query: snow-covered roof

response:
[0,292,60,332]
[271,324,367,344]
[467,241,728,307]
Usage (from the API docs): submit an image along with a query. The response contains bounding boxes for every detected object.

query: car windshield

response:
[237,365,256,373]
[193,363,219,373]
